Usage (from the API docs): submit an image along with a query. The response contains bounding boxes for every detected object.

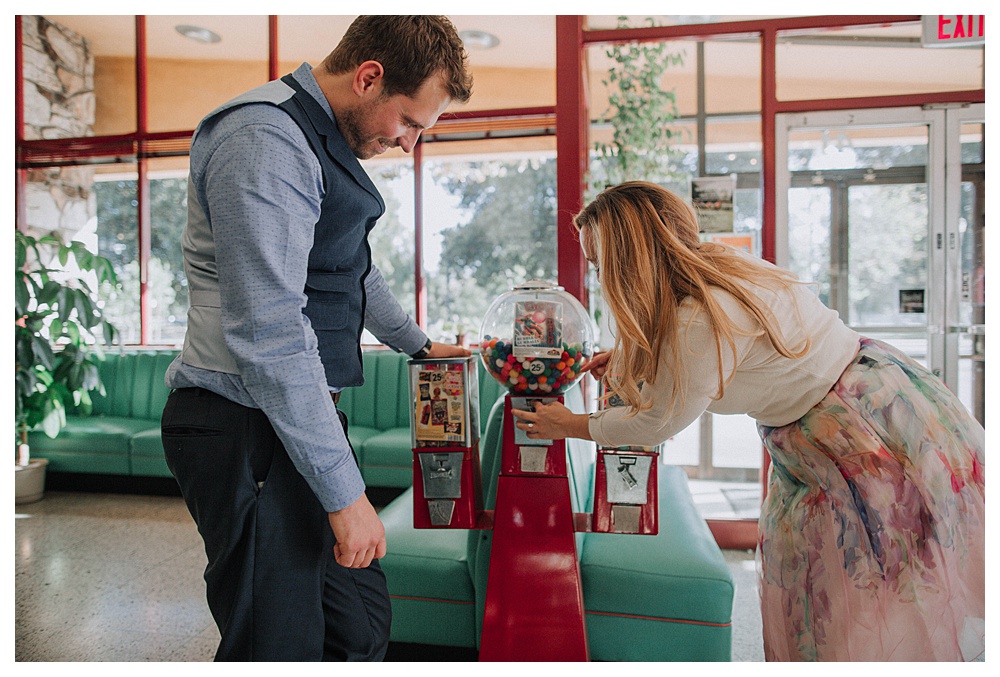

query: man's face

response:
[340,73,452,160]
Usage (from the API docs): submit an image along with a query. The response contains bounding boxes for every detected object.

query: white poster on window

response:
[690,175,736,233]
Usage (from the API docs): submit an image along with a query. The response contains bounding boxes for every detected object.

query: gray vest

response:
[180,73,384,388]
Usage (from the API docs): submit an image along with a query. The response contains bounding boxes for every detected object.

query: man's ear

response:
[352,60,385,97]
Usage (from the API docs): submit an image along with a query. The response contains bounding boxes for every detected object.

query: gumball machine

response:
[477,281,595,661]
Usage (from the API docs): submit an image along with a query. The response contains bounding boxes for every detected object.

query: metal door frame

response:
[944,103,985,396]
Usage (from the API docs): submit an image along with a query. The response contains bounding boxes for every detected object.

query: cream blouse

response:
[588,262,861,449]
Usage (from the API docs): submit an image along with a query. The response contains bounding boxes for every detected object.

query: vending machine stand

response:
[409,380,660,661]
[477,394,589,661]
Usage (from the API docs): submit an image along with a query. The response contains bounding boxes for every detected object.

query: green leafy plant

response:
[14,230,119,463]
[590,16,687,194]
[588,16,687,336]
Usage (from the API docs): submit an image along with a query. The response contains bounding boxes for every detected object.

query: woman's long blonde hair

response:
[574,181,809,414]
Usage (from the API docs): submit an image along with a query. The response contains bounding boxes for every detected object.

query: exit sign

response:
[922,15,985,47]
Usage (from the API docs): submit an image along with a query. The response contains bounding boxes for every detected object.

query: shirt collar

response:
[291,62,335,122]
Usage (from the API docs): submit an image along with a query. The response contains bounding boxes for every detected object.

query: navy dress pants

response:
[161,387,391,661]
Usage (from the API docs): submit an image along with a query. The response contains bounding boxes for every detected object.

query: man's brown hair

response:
[323,15,472,104]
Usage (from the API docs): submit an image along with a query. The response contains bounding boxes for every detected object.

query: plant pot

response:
[15,458,49,504]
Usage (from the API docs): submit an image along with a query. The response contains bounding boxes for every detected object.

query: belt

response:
[330,391,341,405]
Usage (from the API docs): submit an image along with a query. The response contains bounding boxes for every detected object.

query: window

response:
[361,155,417,329]
[91,165,189,345]
[776,22,984,101]
[422,147,558,343]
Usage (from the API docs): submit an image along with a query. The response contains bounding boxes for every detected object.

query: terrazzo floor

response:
[14,487,764,662]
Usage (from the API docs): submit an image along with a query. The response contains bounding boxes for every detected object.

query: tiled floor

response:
[687,479,763,520]
[14,487,765,662]
[14,491,220,661]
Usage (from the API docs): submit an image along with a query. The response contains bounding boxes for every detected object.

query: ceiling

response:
[42,14,851,69]
[46,15,561,69]
[40,15,976,85]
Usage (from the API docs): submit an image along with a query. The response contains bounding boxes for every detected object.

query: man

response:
[161,16,473,661]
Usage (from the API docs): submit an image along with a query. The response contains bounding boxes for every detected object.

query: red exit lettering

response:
[938,15,984,40]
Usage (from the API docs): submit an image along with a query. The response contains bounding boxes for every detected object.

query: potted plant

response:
[14,230,118,503]
[442,315,478,348]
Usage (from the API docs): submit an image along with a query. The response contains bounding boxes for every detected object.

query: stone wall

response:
[21,16,97,245]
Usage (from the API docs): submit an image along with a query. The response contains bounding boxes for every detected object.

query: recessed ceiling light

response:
[459,29,499,50]
[175,25,221,44]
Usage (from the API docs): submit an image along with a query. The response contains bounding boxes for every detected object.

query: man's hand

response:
[426,341,472,359]
[327,493,387,568]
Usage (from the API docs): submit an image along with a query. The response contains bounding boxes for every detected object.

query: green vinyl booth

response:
[25,348,504,487]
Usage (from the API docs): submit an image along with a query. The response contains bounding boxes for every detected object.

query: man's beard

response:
[338,98,395,160]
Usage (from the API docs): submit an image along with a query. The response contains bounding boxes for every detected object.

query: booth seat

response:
[26,348,505,489]
[26,350,178,477]
[379,387,736,661]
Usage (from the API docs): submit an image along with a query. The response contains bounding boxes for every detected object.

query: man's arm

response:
[328,494,386,568]
[363,266,427,355]
[364,265,470,359]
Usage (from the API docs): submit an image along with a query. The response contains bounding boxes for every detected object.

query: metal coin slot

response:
[617,456,638,489]
[419,452,464,498]
[603,454,652,505]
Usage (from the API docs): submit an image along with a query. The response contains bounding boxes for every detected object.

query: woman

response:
[512,181,985,661]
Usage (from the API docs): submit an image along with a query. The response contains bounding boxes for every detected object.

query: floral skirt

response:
[757,338,985,661]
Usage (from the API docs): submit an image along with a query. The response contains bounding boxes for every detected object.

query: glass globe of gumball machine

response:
[476,280,596,661]
[479,280,594,396]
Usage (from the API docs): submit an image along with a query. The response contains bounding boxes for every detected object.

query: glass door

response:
[775,105,984,424]
[948,107,985,423]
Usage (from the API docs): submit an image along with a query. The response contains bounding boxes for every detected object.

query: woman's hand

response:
[511,400,592,442]
[581,350,613,380]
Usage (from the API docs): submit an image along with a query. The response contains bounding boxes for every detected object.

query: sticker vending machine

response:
[408,356,483,529]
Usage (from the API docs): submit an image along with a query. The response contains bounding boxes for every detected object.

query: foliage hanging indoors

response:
[590,16,687,195]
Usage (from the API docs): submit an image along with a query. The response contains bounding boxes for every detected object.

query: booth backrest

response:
[84,347,508,437]
[474,361,508,437]
[90,350,179,420]
[335,350,412,430]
